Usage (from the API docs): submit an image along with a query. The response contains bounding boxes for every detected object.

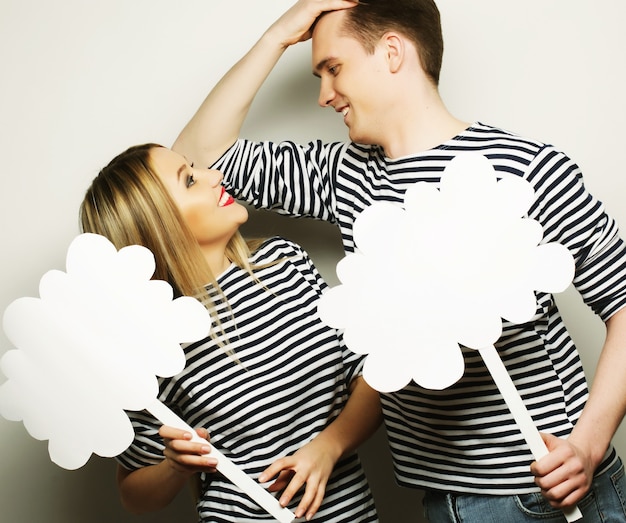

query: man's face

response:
[312,11,391,146]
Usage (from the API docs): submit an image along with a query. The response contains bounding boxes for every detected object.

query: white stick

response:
[146,398,295,523]
[479,345,583,522]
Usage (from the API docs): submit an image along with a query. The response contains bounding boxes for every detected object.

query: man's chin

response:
[347,127,371,145]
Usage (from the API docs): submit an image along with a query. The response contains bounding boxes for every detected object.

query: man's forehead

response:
[311,33,370,76]
[312,9,348,42]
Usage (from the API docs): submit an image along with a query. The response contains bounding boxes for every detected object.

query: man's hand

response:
[530,432,594,508]
[268,0,358,48]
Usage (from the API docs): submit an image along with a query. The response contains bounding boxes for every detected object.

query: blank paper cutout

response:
[318,153,582,521]
[319,153,574,391]
[0,233,294,523]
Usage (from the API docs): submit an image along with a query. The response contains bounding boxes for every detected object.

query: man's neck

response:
[382,85,469,159]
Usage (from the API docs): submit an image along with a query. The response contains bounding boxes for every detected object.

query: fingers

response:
[530,433,590,508]
[159,425,209,442]
[530,433,568,477]
[309,0,360,21]
[278,471,306,508]
[258,456,327,520]
[295,476,327,521]
[258,457,290,485]
[271,468,323,521]
[266,470,295,493]
[271,0,359,47]
[534,466,587,508]
[159,425,217,473]
[194,427,210,442]
[258,457,304,507]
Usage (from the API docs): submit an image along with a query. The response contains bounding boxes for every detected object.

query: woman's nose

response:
[207,169,224,187]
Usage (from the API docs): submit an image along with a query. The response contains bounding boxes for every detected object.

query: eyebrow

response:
[313,57,332,78]
[176,163,186,182]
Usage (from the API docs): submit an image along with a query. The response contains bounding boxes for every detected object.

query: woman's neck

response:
[201,247,232,277]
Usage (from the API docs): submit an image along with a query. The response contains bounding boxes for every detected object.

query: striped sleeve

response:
[214,139,347,223]
[273,239,365,387]
[526,146,626,320]
[115,410,164,470]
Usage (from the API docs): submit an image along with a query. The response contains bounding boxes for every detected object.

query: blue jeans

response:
[422,458,626,522]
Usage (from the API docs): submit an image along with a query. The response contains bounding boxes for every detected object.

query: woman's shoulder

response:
[251,236,308,263]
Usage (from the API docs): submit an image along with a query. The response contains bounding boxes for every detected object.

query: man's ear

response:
[381,32,405,73]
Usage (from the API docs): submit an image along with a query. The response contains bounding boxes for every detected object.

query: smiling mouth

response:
[218,187,235,207]
[336,105,350,119]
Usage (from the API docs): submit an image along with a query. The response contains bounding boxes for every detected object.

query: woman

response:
[79,144,380,522]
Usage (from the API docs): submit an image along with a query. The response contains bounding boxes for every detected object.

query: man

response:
[173,1,626,521]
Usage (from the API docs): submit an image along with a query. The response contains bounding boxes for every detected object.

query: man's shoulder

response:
[466,122,550,150]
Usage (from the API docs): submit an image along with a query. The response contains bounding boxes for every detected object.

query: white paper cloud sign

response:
[0,233,209,468]
[318,153,583,521]
[0,233,295,523]
[317,153,575,393]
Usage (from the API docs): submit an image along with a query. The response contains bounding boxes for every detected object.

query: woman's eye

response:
[186,174,196,188]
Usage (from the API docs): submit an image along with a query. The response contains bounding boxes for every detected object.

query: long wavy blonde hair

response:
[79,143,260,339]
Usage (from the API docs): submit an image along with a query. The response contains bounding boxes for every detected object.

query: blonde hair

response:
[79,143,260,344]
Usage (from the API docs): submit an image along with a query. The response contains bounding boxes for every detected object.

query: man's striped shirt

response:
[215,122,626,494]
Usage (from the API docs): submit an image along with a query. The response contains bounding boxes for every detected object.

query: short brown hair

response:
[342,0,443,85]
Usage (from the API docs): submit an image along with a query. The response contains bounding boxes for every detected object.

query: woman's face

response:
[150,147,248,248]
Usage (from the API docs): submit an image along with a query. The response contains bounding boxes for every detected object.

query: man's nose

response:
[318,79,335,108]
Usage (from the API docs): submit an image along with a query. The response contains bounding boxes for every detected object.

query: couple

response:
[81,1,626,522]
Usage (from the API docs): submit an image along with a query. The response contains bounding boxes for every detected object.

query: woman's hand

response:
[159,425,218,476]
[258,436,340,521]
[116,426,218,513]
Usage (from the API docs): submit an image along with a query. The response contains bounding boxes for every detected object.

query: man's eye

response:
[186,174,196,188]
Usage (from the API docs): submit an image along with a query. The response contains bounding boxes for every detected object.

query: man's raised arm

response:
[172,0,357,168]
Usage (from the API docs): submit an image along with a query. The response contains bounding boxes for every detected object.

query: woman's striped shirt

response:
[214,122,626,494]
[117,238,378,522]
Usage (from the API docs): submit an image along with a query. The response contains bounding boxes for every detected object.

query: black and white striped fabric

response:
[117,238,378,522]
[215,122,626,495]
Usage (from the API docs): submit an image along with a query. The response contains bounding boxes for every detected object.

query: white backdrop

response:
[1,1,624,522]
